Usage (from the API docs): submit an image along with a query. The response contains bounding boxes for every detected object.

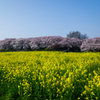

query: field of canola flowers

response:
[0,51,100,100]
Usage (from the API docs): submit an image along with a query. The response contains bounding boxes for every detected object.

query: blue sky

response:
[0,0,100,40]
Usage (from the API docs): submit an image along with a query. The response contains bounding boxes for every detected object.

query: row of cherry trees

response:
[0,36,100,52]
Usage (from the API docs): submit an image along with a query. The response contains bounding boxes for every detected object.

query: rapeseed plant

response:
[0,51,100,99]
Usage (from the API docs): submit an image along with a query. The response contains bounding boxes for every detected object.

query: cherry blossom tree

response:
[80,37,100,52]
[12,38,25,50]
[0,38,16,51]
[50,37,84,52]
[23,38,32,50]
[68,38,84,52]
[29,36,63,50]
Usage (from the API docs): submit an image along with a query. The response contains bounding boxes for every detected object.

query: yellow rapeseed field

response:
[0,51,100,100]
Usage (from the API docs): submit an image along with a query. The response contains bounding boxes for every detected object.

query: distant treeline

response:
[0,36,100,52]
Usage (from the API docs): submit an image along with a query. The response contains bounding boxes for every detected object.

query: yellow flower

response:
[61,95,63,98]
[77,97,80,100]
[91,92,95,96]
[56,94,59,97]
[60,82,63,86]
[85,97,89,100]
[95,97,98,100]
[18,85,20,89]
[18,91,20,95]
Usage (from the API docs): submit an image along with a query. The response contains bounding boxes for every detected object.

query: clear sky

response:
[0,0,100,40]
